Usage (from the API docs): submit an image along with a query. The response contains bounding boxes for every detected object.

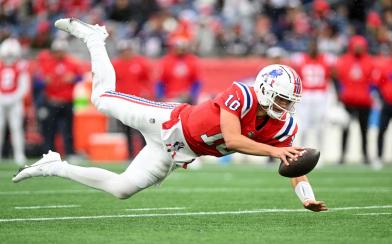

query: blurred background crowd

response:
[0,0,391,169]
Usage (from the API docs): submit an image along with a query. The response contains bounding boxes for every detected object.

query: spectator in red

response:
[112,39,152,159]
[335,35,374,165]
[373,48,392,169]
[156,36,201,104]
[35,38,83,157]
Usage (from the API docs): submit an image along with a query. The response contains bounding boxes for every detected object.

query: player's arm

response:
[290,176,327,212]
[220,109,303,165]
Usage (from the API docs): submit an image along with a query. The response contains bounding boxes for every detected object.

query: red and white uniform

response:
[159,53,200,100]
[162,82,298,160]
[0,60,29,163]
[112,55,152,98]
[290,53,335,149]
[291,53,335,92]
[85,42,298,195]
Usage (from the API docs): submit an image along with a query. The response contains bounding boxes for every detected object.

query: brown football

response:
[278,148,320,178]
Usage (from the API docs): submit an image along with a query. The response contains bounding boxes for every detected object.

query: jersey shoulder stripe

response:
[274,116,297,141]
[233,81,253,118]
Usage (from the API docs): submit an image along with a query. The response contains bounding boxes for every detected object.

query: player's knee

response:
[109,180,140,199]
[91,96,108,114]
[112,189,136,199]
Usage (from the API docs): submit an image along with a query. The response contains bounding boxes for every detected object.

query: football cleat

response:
[54,18,108,43]
[12,150,62,183]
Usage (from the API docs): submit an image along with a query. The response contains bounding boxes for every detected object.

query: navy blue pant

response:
[377,103,392,158]
[341,105,370,164]
[41,101,75,155]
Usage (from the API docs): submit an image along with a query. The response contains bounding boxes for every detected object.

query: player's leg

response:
[312,93,328,166]
[358,107,370,164]
[296,93,311,146]
[340,105,353,164]
[54,18,176,134]
[8,102,26,164]
[12,139,173,199]
[375,103,391,170]
[42,103,58,153]
[0,105,6,160]
[377,104,392,159]
[61,102,75,155]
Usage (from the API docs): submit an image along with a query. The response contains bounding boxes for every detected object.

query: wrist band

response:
[295,181,315,203]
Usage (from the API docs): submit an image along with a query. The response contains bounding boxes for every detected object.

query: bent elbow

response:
[224,137,238,151]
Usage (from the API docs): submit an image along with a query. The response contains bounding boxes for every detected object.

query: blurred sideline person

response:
[13,18,327,212]
[373,48,392,169]
[112,39,152,159]
[35,39,83,158]
[0,38,29,165]
[291,39,336,165]
[156,36,201,104]
[335,36,374,165]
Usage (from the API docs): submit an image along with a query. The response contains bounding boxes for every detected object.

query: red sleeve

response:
[213,83,248,118]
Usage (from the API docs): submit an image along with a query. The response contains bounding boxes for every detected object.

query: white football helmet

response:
[0,38,22,64]
[254,64,302,121]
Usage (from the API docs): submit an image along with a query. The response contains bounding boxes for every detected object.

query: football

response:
[278,148,320,177]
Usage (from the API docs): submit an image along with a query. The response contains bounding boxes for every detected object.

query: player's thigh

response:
[0,105,5,127]
[297,99,312,130]
[7,102,23,129]
[122,140,173,189]
[97,95,172,136]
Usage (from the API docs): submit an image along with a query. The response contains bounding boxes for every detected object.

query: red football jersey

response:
[37,50,83,102]
[336,54,374,107]
[291,53,335,91]
[160,53,200,99]
[164,82,298,157]
[0,60,28,94]
[373,56,392,104]
[112,56,152,98]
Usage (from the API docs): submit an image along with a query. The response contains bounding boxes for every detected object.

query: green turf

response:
[0,162,391,244]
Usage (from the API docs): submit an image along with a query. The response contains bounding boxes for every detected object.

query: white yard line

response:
[1,205,392,223]
[354,212,392,216]
[15,205,80,210]
[125,207,186,211]
[329,205,392,211]
[1,187,391,195]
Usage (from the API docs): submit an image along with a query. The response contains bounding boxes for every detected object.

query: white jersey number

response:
[301,64,326,87]
[0,68,16,91]
[225,95,241,111]
[201,133,232,155]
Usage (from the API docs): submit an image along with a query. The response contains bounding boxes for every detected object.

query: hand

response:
[304,200,328,212]
[64,72,76,83]
[270,146,304,166]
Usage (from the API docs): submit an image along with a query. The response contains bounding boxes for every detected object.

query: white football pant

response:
[54,36,176,199]
[0,101,26,164]
[296,91,328,152]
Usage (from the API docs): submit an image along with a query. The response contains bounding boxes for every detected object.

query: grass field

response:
[0,161,391,244]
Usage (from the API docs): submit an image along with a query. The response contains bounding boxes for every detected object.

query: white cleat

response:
[54,18,108,43]
[371,158,383,171]
[12,150,62,183]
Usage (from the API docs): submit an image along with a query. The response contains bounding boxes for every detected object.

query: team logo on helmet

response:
[269,69,283,78]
